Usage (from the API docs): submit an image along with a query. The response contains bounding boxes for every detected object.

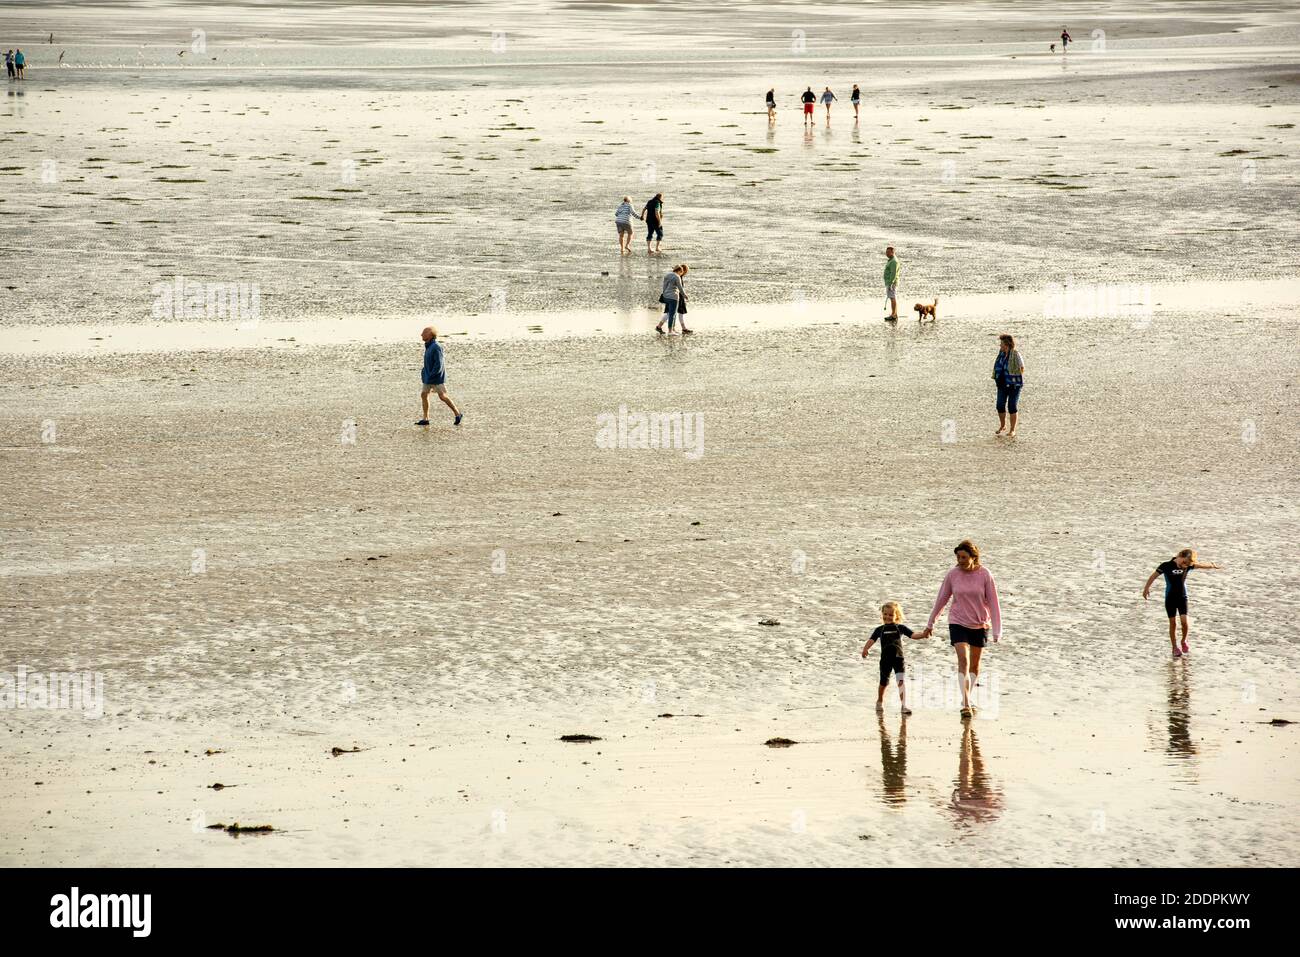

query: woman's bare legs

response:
[1008,412,1018,437]
[996,411,1006,434]
[969,645,984,709]
[954,642,972,711]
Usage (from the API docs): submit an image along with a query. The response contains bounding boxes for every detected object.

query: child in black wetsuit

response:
[1142,548,1222,658]
[862,602,927,712]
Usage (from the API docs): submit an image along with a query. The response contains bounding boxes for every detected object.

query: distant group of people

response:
[611,193,691,334]
[766,85,863,126]
[5,48,26,80]
[416,184,1216,711]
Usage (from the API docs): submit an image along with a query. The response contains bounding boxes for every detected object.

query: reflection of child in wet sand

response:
[861,601,928,713]
[1142,548,1221,658]
[877,711,908,806]
[1165,664,1198,760]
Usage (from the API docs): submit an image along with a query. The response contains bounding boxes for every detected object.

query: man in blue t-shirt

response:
[416,326,462,427]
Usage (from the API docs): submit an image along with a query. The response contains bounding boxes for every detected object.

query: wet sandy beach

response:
[1,2,1298,866]
[3,306,1298,865]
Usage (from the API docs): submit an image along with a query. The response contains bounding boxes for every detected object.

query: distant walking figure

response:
[416,326,462,427]
[614,195,641,255]
[992,333,1025,437]
[4,51,14,80]
[883,246,899,320]
[1143,549,1222,658]
[656,264,691,335]
[801,86,816,126]
[642,192,664,255]
[916,540,1002,718]
[766,87,776,121]
[850,84,861,120]
[1060,27,1072,50]
[14,48,25,79]
[820,86,837,122]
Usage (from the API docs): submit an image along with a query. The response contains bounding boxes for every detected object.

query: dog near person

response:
[913,297,939,321]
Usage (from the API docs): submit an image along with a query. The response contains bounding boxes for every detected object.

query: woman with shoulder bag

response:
[993,333,1025,437]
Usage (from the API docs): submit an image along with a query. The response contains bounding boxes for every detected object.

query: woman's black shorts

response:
[949,623,988,647]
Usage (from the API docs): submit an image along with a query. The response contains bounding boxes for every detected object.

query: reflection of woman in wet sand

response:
[877,712,908,806]
[949,724,1004,825]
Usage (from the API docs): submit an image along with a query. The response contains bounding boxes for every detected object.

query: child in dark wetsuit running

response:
[1142,548,1222,658]
[862,602,927,712]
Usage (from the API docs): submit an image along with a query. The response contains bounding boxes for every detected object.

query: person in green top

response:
[883,246,900,320]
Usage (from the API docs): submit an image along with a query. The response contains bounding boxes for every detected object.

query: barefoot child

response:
[862,602,926,713]
[1142,548,1222,658]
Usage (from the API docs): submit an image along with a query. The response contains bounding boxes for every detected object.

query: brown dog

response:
[913,297,939,321]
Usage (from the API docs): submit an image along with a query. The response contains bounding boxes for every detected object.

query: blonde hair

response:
[1176,548,1197,563]
[954,539,981,567]
[881,601,903,623]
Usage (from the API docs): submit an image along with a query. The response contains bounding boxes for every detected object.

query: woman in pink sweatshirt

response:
[917,539,1002,718]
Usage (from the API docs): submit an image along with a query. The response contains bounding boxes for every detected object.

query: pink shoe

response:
[1180,639,1189,654]
[1172,648,1182,659]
